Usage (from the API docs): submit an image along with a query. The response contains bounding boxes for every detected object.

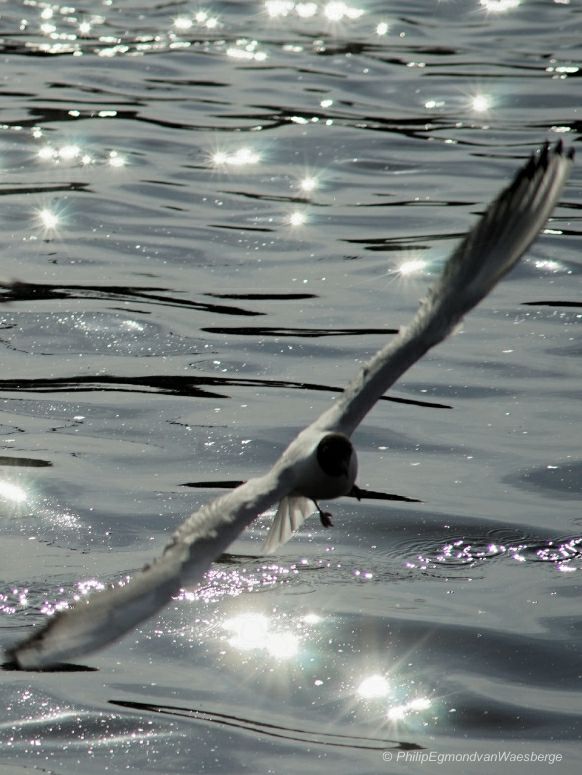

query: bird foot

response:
[313,500,334,528]
[319,511,333,528]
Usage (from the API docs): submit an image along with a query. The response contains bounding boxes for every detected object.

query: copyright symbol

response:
[383,752,393,762]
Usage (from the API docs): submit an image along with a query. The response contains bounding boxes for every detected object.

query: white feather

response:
[262,496,317,555]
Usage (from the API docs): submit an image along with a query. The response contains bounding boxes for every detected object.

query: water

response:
[0,0,581,772]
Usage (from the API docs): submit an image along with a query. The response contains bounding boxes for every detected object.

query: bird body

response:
[6,141,574,669]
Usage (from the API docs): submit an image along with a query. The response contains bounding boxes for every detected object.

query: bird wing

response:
[310,142,574,438]
[6,142,574,668]
[259,142,574,552]
[262,496,317,554]
[8,468,295,669]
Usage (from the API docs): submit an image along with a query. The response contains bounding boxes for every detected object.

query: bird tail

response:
[262,496,316,554]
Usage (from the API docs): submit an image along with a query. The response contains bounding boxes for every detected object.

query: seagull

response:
[6,141,574,670]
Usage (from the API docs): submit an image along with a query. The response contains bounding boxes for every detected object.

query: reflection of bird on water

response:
[7,141,574,669]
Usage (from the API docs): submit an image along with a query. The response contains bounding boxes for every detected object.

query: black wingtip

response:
[547,138,575,161]
[550,138,575,161]
[2,658,97,672]
[523,140,573,181]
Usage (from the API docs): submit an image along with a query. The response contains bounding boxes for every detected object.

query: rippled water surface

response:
[1,1,581,772]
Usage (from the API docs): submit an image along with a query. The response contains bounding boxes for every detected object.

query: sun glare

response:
[223,611,300,660]
[357,674,390,699]
[299,175,318,193]
[108,151,126,168]
[211,147,261,167]
[386,695,433,723]
[289,210,307,227]
[480,0,520,12]
[397,258,427,278]
[38,208,60,230]
[471,93,491,113]
[0,481,28,504]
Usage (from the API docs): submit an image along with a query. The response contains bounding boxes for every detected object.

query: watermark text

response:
[382,750,563,765]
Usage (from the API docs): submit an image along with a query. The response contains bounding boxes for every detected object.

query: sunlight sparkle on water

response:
[300,175,318,193]
[324,2,364,21]
[0,588,29,615]
[38,143,94,165]
[75,579,106,599]
[224,612,300,660]
[264,0,319,17]
[38,145,55,161]
[289,211,307,227]
[37,137,125,168]
[0,481,27,504]
[265,630,299,659]
[397,258,427,277]
[108,151,126,168]
[265,1,362,20]
[40,22,56,35]
[173,9,219,29]
[265,0,295,15]
[58,144,81,161]
[387,705,407,721]
[224,613,269,651]
[387,696,432,722]
[38,208,59,230]
[174,16,193,31]
[38,577,106,616]
[296,2,318,17]
[227,41,267,61]
[408,697,432,712]
[480,0,520,12]
[357,674,390,699]
[534,258,565,273]
[471,93,491,113]
[212,147,261,167]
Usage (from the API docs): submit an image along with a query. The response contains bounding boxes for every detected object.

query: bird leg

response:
[312,500,333,528]
[313,484,364,528]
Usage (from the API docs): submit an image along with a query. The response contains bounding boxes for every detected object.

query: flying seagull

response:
[7,141,574,669]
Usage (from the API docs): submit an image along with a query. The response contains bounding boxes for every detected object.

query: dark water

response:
[1,1,581,772]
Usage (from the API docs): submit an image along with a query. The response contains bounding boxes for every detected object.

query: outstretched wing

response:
[258,142,573,552]
[8,469,294,669]
[311,142,574,438]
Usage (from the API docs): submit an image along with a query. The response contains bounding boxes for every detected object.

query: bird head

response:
[316,433,355,479]
[292,431,357,501]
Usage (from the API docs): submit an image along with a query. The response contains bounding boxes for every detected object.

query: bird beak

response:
[348,484,363,501]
